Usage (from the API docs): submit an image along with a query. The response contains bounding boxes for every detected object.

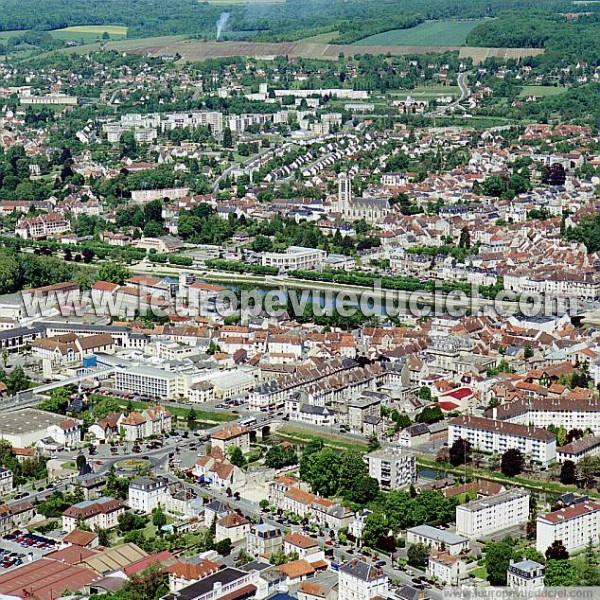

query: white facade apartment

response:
[507,559,545,591]
[114,366,179,399]
[364,447,416,491]
[428,552,466,586]
[128,477,169,513]
[448,416,556,467]
[262,246,327,271]
[536,501,600,554]
[456,490,530,538]
[338,559,388,600]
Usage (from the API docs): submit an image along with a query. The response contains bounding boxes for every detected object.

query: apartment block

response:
[364,447,416,491]
[536,501,600,554]
[448,415,556,467]
[456,490,530,538]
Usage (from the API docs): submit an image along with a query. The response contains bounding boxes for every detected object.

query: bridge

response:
[0,366,116,412]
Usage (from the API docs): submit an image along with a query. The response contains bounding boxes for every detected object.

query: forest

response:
[0,0,588,46]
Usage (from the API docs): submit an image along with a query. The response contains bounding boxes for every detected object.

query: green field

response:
[518,85,566,98]
[56,25,127,35]
[0,29,28,41]
[52,25,128,43]
[353,19,486,46]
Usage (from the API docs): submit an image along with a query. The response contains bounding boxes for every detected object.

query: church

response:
[337,172,391,222]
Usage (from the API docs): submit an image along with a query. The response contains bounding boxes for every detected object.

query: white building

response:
[62,497,125,533]
[15,212,71,240]
[210,424,251,453]
[262,246,327,272]
[0,469,13,495]
[246,522,283,559]
[536,500,600,554]
[488,397,600,435]
[427,552,466,586]
[338,559,388,600]
[114,365,180,399]
[46,418,82,449]
[456,490,530,538]
[448,415,556,467]
[557,435,600,464]
[507,559,545,591]
[128,477,169,513]
[208,371,255,400]
[406,525,469,556]
[364,447,416,491]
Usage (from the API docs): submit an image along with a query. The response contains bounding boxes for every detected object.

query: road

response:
[434,71,470,115]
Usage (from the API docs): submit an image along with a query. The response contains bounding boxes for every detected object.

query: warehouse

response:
[0,408,77,448]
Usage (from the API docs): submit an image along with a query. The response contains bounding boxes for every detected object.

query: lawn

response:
[353,19,486,46]
[89,394,236,424]
[276,426,367,452]
[0,30,29,41]
[51,25,128,44]
[54,25,128,35]
[518,85,566,99]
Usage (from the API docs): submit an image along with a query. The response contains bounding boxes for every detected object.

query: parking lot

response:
[0,531,57,570]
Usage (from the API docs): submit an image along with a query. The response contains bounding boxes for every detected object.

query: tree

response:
[545,540,569,561]
[215,538,232,556]
[417,386,432,401]
[118,511,146,533]
[76,454,87,471]
[545,560,577,586]
[259,499,270,511]
[458,226,471,249]
[222,127,233,148]
[97,528,110,547]
[524,345,534,359]
[264,444,297,469]
[449,438,471,467]
[152,505,167,533]
[415,405,443,424]
[501,448,525,477]
[345,475,380,505]
[485,538,516,586]
[578,538,600,586]
[98,262,130,285]
[577,455,598,489]
[299,448,341,497]
[38,386,71,414]
[363,511,389,548]
[227,446,245,468]
[5,366,29,394]
[407,543,429,567]
[367,433,381,452]
[560,460,577,485]
[187,407,197,431]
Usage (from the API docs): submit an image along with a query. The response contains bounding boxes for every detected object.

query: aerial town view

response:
[0,0,597,598]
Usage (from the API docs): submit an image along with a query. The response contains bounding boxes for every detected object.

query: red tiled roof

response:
[122,550,175,576]
[540,502,600,524]
[63,529,98,547]
[0,558,98,600]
